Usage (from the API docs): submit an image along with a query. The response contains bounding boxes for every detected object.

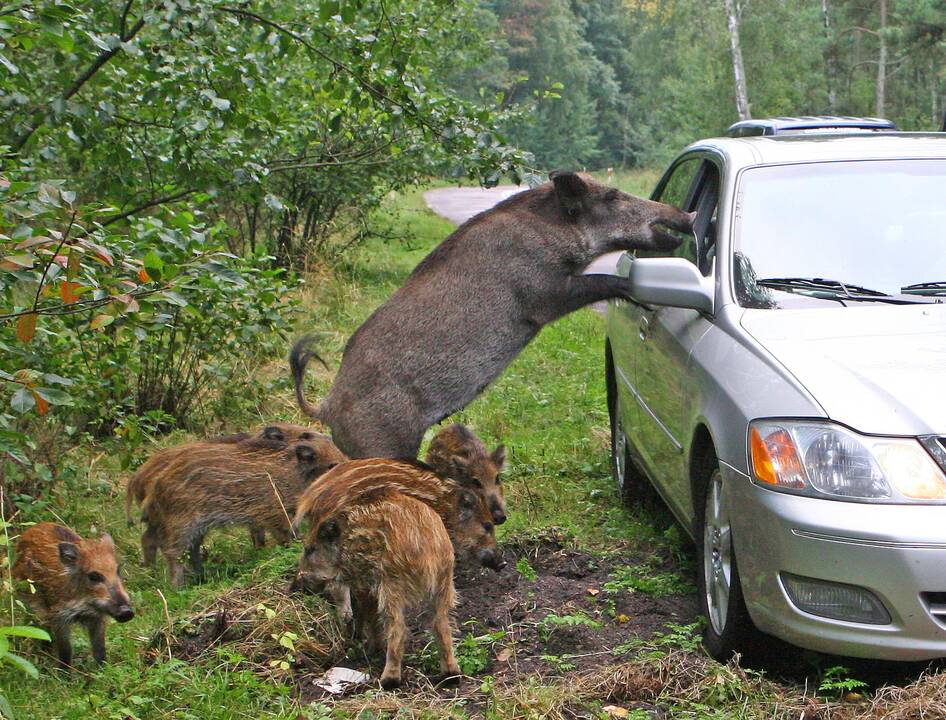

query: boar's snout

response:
[114,605,135,623]
[478,548,506,571]
[491,508,507,525]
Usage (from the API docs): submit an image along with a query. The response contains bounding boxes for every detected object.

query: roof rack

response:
[726,116,898,138]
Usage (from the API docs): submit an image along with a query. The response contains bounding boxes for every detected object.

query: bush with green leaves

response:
[0,169,298,511]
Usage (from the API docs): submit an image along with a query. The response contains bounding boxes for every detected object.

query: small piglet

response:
[426,424,507,525]
[291,457,503,572]
[146,440,344,586]
[300,488,460,689]
[13,522,134,668]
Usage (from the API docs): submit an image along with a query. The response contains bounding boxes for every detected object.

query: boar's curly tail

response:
[289,335,330,420]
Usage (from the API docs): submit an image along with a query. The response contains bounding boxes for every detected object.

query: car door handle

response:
[639,314,650,340]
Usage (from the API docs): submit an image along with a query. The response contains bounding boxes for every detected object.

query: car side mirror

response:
[620,255,714,314]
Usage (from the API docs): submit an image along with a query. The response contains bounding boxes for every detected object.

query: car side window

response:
[642,157,702,261]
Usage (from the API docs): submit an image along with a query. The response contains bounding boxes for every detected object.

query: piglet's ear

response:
[262,426,286,441]
[550,171,588,217]
[99,533,115,550]
[295,445,315,464]
[58,542,80,567]
[317,518,341,544]
[491,445,507,471]
[457,489,478,521]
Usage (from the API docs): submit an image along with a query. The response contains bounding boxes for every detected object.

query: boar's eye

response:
[604,189,619,202]
[87,571,105,584]
[494,475,502,485]
[482,522,494,534]
[300,432,315,440]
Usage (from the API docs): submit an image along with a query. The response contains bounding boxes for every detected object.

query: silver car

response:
[604,118,946,661]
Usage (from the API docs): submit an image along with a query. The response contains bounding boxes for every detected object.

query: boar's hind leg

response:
[51,624,73,669]
[86,617,107,666]
[379,602,407,690]
[432,590,460,683]
[353,592,382,654]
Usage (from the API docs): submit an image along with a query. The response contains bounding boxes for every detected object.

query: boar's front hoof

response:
[379,673,402,690]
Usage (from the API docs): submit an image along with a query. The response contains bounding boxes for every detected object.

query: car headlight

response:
[749,420,946,503]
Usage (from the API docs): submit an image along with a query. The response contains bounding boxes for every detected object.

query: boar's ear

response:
[550,171,588,218]
[99,533,115,551]
[262,425,286,441]
[491,445,507,472]
[457,489,478,520]
[316,518,341,544]
[58,542,80,567]
[295,444,315,465]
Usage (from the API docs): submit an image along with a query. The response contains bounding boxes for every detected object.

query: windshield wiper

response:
[902,281,946,296]
[755,277,933,305]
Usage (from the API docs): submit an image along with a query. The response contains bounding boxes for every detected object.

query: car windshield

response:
[732,159,946,308]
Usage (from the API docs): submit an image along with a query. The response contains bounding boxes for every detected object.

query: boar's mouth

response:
[647,220,688,252]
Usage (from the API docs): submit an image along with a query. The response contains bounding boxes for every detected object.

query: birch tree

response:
[724,0,751,120]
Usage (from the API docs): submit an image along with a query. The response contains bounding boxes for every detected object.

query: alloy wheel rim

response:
[703,470,732,636]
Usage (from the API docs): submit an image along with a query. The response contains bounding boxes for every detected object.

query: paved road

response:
[422,184,623,275]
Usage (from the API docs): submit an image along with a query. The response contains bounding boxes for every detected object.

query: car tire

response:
[695,453,761,660]
[606,351,647,506]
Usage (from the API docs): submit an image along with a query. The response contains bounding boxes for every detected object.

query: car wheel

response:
[696,460,759,660]
[607,357,647,506]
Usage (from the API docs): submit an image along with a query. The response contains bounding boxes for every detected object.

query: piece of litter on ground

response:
[587,587,600,596]
[602,705,630,718]
[313,667,371,695]
[495,647,513,662]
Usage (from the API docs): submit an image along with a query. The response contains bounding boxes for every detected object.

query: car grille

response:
[920,592,946,628]
[920,436,946,474]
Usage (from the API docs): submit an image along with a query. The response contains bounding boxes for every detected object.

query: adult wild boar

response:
[292,171,693,458]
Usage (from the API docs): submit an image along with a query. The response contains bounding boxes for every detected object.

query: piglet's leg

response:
[248,525,266,548]
[379,604,407,690]
[51,624,73,669]
[432,599,460,683]
[188,536,205,581]
[327,581,353,624]
[141,525,159,568]
[86,617,107,666]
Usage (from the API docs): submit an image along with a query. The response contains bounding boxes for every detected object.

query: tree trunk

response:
[876,0,887,117]
[724,0,751,120]
[821,0,838,112]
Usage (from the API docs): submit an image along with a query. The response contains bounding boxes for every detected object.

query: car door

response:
[632,157,718,521]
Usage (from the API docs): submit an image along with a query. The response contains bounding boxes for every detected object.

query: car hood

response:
[741,304,946,436]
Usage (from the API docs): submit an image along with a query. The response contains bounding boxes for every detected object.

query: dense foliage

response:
[460,0,946,168]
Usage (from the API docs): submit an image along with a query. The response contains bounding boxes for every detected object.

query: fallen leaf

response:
[587,587,599,596]
[843,692,865,703]
[616,614,630,624]
[602,705,629,718]
[495,647,512,662]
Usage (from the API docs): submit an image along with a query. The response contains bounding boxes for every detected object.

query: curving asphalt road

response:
[422,184,623,276]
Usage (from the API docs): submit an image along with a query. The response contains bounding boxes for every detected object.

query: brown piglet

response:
[291,458,503,573]
[300,489,460,688]
[13,522,134,668]
[426,424,507,525]
[124,422,322,527]
[144,440,344,586]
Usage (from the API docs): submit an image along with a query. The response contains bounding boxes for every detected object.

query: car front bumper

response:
[725,463,946,660]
